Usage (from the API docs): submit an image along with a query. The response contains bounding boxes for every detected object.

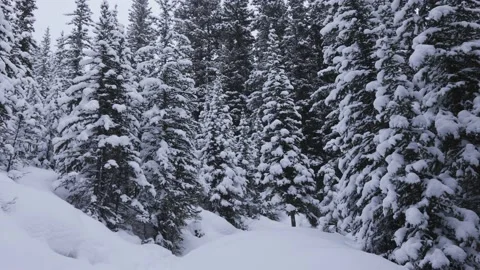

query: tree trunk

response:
[290,212,296,227]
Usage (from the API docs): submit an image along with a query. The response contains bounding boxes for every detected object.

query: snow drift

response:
[0,170,173,270]
[0,168,403,270]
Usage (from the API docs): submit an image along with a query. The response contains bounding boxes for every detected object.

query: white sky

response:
[34,0,157,44]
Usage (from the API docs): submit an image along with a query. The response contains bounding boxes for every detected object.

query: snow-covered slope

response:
[175,228,403,270]
[0,168,404,270]
[0,170,174,270]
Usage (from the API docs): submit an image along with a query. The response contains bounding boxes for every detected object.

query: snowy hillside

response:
[0,169,173,270]
[0,168,403,270]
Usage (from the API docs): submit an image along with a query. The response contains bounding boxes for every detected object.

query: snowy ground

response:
[0,167,404,270]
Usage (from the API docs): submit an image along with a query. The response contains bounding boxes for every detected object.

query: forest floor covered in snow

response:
[0,167,404,270]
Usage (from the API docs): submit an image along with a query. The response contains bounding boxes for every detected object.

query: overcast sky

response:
[34,0,157,44]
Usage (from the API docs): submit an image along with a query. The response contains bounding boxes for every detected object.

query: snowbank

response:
[175,219,404,270]
[12,166,58,193]
[0,210,98,270]
[0,171,173,270]
[181,209,240,254]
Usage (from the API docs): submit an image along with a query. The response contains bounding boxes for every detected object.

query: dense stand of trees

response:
[1,0,479,268]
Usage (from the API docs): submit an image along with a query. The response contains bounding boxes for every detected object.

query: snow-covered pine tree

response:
[308,0,341,231]
[251,0,288,56]
[432,6,480,265]
[247,0,289,113]
[284,1,326,194]
[245,1,290,183]
[0,0,17,168]
[33,28,56,168]
[175,0,221,119]
[356,0,421,258]
[282,1,330,226]
[127,0,155,57]
[126,0,156,149]
[317,0,382,236]
[216,0,258,218]
[18,0,47,167]
[3,0,44,171]
[43,32,69,170]
[66,0,92,79]
[0,2,9,120]
[111,5,144,155]
[257,29,317,227]
[236,111,262,218]
[53,0,92,178]
[218,0,253,127]
[63,0,93,110]
[33,28,52,100]
[198,71,247,229]
[377,0,480,268]
[12,0,37,77]
[139,0,202,254]
[313,0,345,232]
[51,31,70,105]
[244,1,291,215]
[54,0,93,173]
[55,0,153,232]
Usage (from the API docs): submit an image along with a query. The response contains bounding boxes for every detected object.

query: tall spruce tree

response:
[43,32,70,170]
[126,0,156,149]
[217,0,258,218]
[318,0,382,237]
[247,0,289,113]
[175,0,221,119]
[257,29,317,227]
[64,0,93,110]
[285,0,326,188]
[139,0,202,254]
[348,0,421,258]
[429,6,480,265]
[283,2,331,226]
[12,0,37,76]
[0,0,17,169]
[245,1,291,215]
[246,1,290,185]
[198,71,247,229]
[33,28,52,100]
[378,0,480,268]
[3,0,43,171]
[55,0,153,232]
[33,28,54,167]
[236,111,262,217]
[127,0,155,56]
[310,0,341,231]
[218,0,253,126]
[54,0,93,173]
[0,1,11,120]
